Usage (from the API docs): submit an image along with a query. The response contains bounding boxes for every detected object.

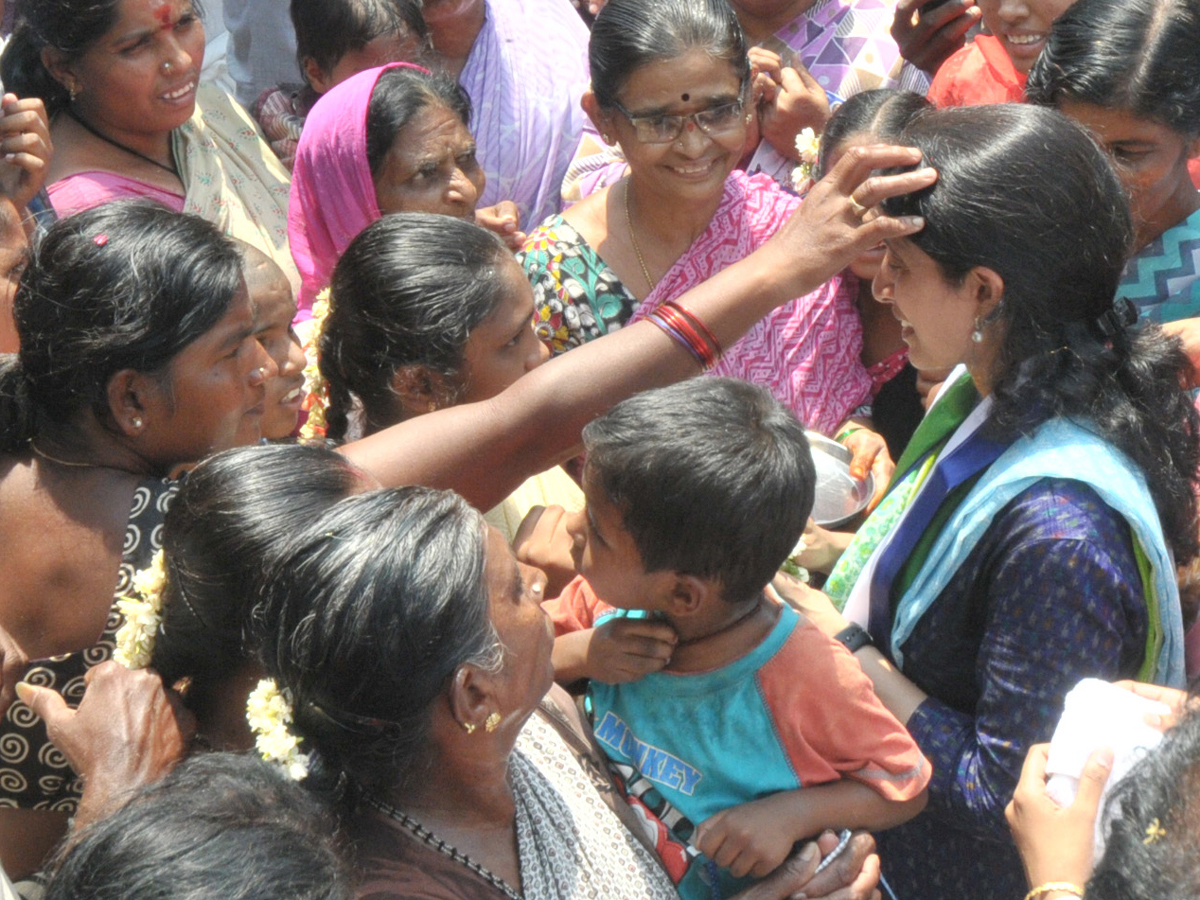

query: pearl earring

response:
[971,317,984,344]
[131,416,144,429]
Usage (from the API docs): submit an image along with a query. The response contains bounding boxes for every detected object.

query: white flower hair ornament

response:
[299,291,331,442]
[791,127,821,195]
[247,678,311,781]
[113,549,168,669]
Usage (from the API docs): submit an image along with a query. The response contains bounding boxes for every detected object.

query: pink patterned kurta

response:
[523,171,872,435]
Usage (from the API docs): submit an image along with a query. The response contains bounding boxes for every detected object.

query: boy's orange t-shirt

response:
[927,35,1027,108]
[543,575,931,804]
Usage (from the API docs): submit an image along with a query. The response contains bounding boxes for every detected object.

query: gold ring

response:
[848,197,869,219]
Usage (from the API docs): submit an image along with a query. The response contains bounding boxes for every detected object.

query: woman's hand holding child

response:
[697,792,812,879]
[699,782,926,882]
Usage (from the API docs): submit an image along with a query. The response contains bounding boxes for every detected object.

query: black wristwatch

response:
[834,623,874,653]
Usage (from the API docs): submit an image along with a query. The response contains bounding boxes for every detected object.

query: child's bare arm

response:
[551,619,677,685]
[695,781,928,880]
[513,505,577,598]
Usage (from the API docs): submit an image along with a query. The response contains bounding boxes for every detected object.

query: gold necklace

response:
[29,441,104,469]
[622,180,655,292]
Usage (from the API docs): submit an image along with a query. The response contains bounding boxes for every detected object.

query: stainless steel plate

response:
[806,432,874,528]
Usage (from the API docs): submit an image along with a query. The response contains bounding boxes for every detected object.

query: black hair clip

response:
[1094,296,1138,339]
[307,701,402,737]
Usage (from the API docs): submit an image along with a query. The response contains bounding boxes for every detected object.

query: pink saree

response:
[631,171,872,435]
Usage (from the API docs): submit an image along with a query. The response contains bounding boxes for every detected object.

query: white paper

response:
[1044,678,1170,858]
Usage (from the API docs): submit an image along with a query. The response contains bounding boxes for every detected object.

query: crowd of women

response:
[0,0,1195,896]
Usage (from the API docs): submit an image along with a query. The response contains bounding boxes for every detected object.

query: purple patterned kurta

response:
[743,0,932,185]
[460,0,591,226]
[875,478,1148,899]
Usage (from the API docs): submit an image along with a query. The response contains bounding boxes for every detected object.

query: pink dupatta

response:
[289,63,426,310]
[629,171,872,435]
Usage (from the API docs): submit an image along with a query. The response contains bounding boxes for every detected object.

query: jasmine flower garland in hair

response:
[113,550,168,669]
[791,128,820,194]
[299,290,331,442]
[247,678,311,781]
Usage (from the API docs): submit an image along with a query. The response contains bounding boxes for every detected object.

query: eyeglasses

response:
[611,95,749,145]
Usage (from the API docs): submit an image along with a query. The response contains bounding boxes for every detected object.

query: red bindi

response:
[154,4,172,28]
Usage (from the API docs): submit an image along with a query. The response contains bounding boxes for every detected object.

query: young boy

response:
[545,378,930,900]
[927,0,1077,107]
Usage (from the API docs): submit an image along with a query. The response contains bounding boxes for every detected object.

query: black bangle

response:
[834,623,874,653]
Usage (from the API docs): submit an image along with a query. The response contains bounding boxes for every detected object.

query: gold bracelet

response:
[1025,882,1085,900]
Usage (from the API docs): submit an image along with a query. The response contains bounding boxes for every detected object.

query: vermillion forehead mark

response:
[154,4,172,27]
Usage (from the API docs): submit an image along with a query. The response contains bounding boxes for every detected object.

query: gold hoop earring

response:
[485,712,502,733]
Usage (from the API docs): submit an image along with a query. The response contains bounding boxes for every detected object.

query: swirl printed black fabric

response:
[0,478,178,812]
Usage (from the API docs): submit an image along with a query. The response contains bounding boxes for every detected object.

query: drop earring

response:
[971,317,984,344]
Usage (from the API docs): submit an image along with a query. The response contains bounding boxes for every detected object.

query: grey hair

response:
[251,487,504,797]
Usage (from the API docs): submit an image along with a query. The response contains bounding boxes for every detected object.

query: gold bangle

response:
[1025,882,1085,900]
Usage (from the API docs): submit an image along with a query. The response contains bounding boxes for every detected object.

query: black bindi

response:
[681,93,690,101]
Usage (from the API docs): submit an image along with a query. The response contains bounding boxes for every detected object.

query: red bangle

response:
[664,300,723,362]
[657,304,717,369]
[646,311,708,369]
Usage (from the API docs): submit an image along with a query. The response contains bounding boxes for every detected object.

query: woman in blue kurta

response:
[792,103,1200,900]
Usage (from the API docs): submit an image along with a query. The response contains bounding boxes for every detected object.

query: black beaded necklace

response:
[66,108,180,178]
[364,795,523,900]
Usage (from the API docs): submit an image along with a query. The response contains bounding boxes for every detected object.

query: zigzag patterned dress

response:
[1118,206,1200,323]
[521,171,873,436]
